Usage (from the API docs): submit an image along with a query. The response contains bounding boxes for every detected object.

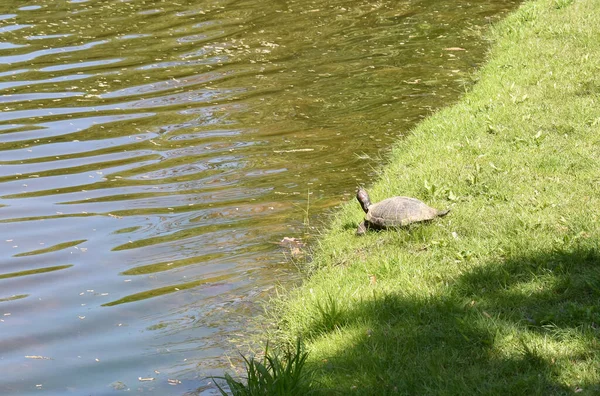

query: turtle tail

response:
[437,209,451,217]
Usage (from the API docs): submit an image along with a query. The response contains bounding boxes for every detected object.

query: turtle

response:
[356,188,450,235]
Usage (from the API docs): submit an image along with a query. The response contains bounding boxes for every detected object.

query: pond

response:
[0,0,519,394]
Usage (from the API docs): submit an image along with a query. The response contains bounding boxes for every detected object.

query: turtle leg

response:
[356,221,368,236]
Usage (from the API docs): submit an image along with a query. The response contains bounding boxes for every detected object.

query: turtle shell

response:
[366,196,446,228]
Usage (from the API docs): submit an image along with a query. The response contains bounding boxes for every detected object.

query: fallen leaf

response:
[278,237,305,247]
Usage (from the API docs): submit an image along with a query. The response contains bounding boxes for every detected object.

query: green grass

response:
[264,0,600,394]
[214,338,317,395]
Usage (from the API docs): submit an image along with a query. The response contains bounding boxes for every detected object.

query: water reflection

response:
[0,0,519,394]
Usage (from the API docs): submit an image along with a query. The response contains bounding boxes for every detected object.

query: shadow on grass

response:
[304,246,600,395]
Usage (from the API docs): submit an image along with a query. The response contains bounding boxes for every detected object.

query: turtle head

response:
[356,188,371,213]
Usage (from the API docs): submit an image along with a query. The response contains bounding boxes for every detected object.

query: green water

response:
[0,0,519,394]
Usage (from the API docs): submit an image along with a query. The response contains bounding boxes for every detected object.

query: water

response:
[0,0,519,394]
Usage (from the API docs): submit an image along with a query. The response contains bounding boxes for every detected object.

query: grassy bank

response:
[266,0,600,394]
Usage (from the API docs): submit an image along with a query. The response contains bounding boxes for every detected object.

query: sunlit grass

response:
[264,0,600,394]
[213,338,317,396]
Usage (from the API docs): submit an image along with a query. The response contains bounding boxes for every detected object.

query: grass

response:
[261,0,600,394]
[213,338,317,395]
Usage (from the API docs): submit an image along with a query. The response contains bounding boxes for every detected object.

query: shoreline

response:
[266,0,600,393]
